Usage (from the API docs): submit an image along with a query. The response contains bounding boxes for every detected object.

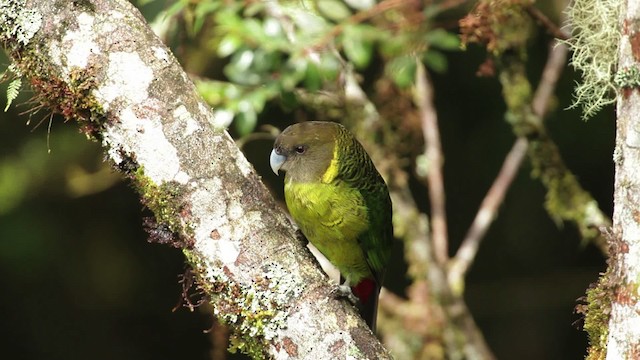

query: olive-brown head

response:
[270,121,341,183]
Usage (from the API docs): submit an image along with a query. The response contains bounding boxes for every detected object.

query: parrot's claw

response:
[331,284,359,305]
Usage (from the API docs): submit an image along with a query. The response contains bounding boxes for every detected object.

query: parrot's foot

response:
[331,283,358,305]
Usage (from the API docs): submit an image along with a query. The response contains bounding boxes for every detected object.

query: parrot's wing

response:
[358,181,393,283]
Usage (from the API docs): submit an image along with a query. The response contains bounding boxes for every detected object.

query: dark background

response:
[0,1,611,359]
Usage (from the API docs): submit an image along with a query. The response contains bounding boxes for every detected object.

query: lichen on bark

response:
[0,1,392,358]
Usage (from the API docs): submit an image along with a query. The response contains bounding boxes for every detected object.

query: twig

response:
[309,0,408,53]
[448,39,570,289]
[448,137,528,291]
[525,5,570,40]
[532,41,569,116]
[415,61,449,265]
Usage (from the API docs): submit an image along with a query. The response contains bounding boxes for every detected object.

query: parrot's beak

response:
[270,149,286,175]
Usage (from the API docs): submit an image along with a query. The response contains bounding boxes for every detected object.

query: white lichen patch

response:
[263,262,304,304]
[192,185,263,265]
[47,41,64,69]
[174,171,190,184]
[173,105,201,137]
[227,198,244,221]
[190,180,241,264]
[237,210,262,239]
[94,52,154,110]
[62,12,100,70]
[198,221,239,265]
[202,260,303,345]
[218,234,241,264]
[606,303,640,360]
[152,46,169,62]
[629,0,640,19]
[0,0,42,45]
[281,305,362,358]
[103,106,181,184]
[210,108,234,130]
[621,213,640,274]
[626,119,640,148]
[198,101,214,122]
[235,149,254,177]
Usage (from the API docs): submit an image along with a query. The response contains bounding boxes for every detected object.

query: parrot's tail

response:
[352,278,380,333]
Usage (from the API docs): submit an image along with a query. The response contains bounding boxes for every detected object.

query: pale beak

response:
[270,149,286,175]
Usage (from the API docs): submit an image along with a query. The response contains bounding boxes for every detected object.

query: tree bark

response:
[605,0,640,357]
[0,0,391,358]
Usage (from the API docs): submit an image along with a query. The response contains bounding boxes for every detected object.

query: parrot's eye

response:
[294,145,306,154]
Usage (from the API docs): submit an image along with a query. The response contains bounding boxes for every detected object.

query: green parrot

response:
[269,121,393,331]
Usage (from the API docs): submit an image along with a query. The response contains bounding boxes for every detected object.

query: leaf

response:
[426,29,460,51]
[317,0,352,21]
[246,87,270,113]
[217,34,242,57]
[344,0,375,10]
[385,56,416,88]
[423,4,444,19]
[193,2,221,34]
[304,62,322,91]
[280,91,299,111]
[245,1,265,17]
[423,50,448,73]
[162,1,186,21]
[5,78,21,112]
[342,25,374,69]
[234,105,257,137]
[224,49,262,85]
[195,79,226,106]
[243,18,265,39]
[317,53,340,80]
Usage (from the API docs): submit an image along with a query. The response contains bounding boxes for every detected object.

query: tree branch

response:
[415,62,449,265]
[460,0,611,254]
[0,1,390,358]
[597,0,640,357]
[448,38,571,291]
[532,42,569,117]
[448,137,527,292]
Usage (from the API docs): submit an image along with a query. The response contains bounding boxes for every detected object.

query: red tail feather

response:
[351,278,380,332]
[351,278,376,304]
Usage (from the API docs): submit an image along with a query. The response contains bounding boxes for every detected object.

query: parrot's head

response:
[270,121,340,182]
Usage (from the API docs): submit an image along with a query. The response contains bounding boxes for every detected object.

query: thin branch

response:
[448,137,528,290]
[415,61,449,265]
[309,0,408,53]
[525,5,570,40]
[448,39,570,288]
[532,41,569,117]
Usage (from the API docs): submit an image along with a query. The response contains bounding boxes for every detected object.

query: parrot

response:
[269,121,393,331]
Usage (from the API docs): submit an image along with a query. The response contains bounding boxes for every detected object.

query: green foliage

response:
[133,168,193,243]
[4,77,20,112]
[317,0,352,21]
[0,128,106,215]
[578,268,613,360]
[2,62,22,112]
[153,0,458,135]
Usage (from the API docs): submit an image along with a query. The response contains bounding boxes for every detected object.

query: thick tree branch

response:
[0,1,390,358]
[600,0,640,357]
